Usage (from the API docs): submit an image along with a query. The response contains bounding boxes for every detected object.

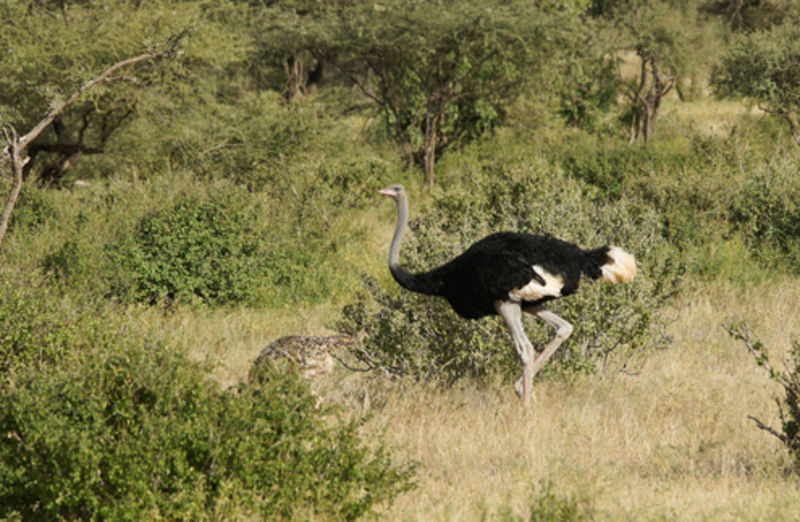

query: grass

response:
[161,275,800,520]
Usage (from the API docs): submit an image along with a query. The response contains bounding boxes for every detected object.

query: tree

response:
[593,0,702,143]
[0,0,227,185]
[0,46,183,249]
[711,23,800,147]
[701,0,800,32]
[332,0,557,185]
[243,0,341,99]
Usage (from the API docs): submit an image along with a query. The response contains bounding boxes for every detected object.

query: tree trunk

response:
[0,127,25,249]
[780,111,800,147]
[423,112,440,186]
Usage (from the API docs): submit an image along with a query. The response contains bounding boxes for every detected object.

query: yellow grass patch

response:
[167,277,800,519]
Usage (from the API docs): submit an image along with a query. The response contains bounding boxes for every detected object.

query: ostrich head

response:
[378,184,406,200]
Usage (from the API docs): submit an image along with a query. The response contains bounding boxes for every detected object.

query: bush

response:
[0,347,415,520]
[728,156,800,270]
[0,272,415,520]
[711,23,800,147]
[107,190,274,306]
[338,157,679,384]
[6,186,58,233]
[528,481,593,522]
[491,480,593,521]
[0,271,116,375]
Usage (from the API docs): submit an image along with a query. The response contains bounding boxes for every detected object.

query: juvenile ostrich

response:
[250,334,354,380]
[378,184,637,403]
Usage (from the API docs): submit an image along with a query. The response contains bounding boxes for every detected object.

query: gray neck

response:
[387,194,443,296]
[388,194,409,270]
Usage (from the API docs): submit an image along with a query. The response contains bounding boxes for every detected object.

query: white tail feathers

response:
[600,246,637,283]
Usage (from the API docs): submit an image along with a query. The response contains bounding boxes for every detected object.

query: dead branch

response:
[747,415,790,445]
[18,46,182,156]
[727,322,793,392]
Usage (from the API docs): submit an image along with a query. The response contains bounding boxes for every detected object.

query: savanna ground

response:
[6,97,800,519]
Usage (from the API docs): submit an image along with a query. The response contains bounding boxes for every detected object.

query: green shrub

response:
[0,272,415,520]
[107,190,274,306]
[338,158,679,384]
[0,345,415,520]
[0,272,116,375]
[555,133,711,200]
[490,480,593,521]
[728,157,800,270]
[528,481,593,522]
[6,186,58,233]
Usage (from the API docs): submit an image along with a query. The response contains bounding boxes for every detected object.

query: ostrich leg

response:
[525,306,573,376]
[495,300,536,403]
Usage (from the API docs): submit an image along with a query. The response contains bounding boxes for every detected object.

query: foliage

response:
[492,480,593,521]
[338,149,679,384]
[121,91,328,188]
[556,47,621,133]
[0,0,236,184]
[241,0,342,98]
[726,322,800,469]
[332,0,558,184]
[701,0,800,32]
[106,189,273,306]
[728,155,800,269]
[528,481,594,522]
[0,273,415,520]
[711,23,800,146]
[592,0,706,141]
[0,272,115,376]
[6,186,58,232]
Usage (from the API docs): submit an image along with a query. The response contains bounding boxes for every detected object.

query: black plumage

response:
[399,232,614,319]
[379,184,637,403]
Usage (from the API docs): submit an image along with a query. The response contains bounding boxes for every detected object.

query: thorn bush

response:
[726,322,800,470]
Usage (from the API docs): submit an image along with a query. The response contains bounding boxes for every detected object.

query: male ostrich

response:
[378,184,637,403]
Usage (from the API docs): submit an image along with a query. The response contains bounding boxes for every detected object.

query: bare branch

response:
[17,47,183,153]
[747,415,790,445]
[727,322,793,392]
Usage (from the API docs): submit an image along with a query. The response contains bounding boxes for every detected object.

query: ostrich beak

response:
[378,188,394,197]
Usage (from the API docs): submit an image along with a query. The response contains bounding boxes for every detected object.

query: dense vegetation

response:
[2,0,800,518]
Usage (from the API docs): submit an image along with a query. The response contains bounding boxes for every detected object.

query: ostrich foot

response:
[514,374,534,405]
[514,376,524,398]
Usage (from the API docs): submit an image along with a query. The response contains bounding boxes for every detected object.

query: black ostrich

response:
[378,184,637,403]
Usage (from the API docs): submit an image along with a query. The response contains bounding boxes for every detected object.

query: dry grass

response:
[163,271,800,519]
[662,98,764,137]
[318,279,800,520]
[141,304,340,388]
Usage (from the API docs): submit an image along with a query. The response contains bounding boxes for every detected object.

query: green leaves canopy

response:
[711,23,800,145]
[331,0,557,182]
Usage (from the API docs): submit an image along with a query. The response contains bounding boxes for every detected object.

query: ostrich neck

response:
[387,195,442,296]
[388,195,409,269]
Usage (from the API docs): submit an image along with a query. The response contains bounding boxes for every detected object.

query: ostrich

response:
[378,184,636,403]
[250,334,354,380]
